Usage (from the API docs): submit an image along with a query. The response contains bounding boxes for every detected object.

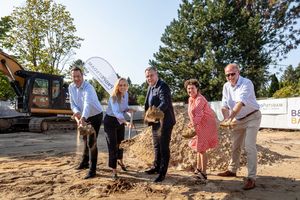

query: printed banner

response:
[287,97,300,129]
[84,57,118,95]
[258,98,287,114]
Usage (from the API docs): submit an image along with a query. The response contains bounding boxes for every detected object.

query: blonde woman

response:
[104,78,134,180]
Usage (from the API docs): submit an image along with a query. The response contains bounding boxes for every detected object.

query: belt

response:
[105,114,116,119]
[237,110,258,120]
[88,112,103,120]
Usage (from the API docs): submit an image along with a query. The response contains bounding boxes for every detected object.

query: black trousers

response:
[152,124,173,176]
[81,112,103,171]
[104,115,125,169]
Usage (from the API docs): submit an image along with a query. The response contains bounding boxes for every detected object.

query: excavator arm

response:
[0,51,25,96]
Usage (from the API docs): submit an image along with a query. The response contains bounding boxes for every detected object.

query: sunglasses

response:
[225,72,236,77]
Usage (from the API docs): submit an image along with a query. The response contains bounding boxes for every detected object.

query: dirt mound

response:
[123,105,285,172]
[103,179,135,195]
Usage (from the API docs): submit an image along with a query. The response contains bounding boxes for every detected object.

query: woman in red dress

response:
[184,79,219,180]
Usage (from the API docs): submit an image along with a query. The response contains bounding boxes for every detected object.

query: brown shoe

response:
[243,178,255,190]
[217,170,236,177]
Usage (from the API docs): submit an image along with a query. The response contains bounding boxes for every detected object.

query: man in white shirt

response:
[217,63,261,190]
[69,66,103,179]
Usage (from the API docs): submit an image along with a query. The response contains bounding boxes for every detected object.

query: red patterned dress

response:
[188,94,218,152]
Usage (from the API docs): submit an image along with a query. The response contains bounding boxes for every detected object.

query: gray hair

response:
[145,66,157,73]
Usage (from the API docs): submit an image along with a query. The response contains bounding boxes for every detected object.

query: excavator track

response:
[0,116,30,133]
[29,117,77,133]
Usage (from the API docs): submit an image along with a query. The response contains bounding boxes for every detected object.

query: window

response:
[52,80,60,99]
[32,78,49,108]
[33,78,49,95]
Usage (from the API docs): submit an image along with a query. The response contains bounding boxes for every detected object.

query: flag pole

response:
[128,112,134,139]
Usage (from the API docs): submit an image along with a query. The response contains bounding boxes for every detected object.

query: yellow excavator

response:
[0,51,76,133]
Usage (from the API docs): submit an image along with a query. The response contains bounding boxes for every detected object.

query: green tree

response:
[274,62,300,98]
[273,82,300,98]
[89,79,109,103]
[150,0,300,101]
[0,72,16,100]
[127,77,132,85]
[0,16,13,50]
[281,65,296,86]
[268,74,280,97]
[3,0,82,74]
[128,82,148,105]
[0,17,16,100]
[126,81,148,105]
[295,63,300,80]
[137,95,146,106]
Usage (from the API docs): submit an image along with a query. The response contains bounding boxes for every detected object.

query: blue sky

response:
[1,0,299,84]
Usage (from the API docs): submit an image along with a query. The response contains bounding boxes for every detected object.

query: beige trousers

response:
[228,110,262,180]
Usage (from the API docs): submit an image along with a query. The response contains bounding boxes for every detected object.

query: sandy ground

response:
[0,126,300,200]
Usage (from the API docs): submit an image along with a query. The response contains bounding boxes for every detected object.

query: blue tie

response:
[148,87,154,106]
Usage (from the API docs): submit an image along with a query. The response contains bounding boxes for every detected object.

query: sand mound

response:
[103,179,135,195]
[123,105,285,172]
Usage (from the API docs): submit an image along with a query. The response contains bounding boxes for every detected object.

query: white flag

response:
[84,57,118,95]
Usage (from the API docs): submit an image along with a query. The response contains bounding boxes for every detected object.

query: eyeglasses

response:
[225,72,236,77]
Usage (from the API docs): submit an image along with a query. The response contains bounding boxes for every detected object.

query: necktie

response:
[148,87,154,106]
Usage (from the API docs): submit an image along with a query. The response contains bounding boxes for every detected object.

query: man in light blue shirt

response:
[69,66,103,179]
[217,63,261,190]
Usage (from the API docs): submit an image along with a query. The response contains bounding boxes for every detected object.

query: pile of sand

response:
[123,105,284,172]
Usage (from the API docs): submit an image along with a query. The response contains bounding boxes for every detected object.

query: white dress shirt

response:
[68,80,103,119]
[221,76,259,119]
[106,91,129,124]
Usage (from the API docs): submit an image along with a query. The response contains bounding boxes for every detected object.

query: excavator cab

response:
[15,70,71,115]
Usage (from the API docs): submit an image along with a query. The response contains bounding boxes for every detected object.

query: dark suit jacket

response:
[145,79,176,129]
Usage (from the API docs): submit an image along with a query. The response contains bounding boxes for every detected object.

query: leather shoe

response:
[112,173,119,181]
[76,163,89,170]
[243,178,256,190]
[217,170,236,177]
[198,171,207,180]
[145,167,159,175]
[194,168,202,175]
[154,174,165,183]
[84,170,96,179]
[118,161,127,171]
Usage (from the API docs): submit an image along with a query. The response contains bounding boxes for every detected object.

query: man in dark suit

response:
[144,66,176,182]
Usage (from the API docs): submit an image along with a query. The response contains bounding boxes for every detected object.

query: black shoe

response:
[76,163,89,170]
[145,167,159,175]
[195,171,207,180]
[118,161,127,171]
[84,170,96,179]
[194,168,202,175]
[154,174,165,183]
[112,173,119,181]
